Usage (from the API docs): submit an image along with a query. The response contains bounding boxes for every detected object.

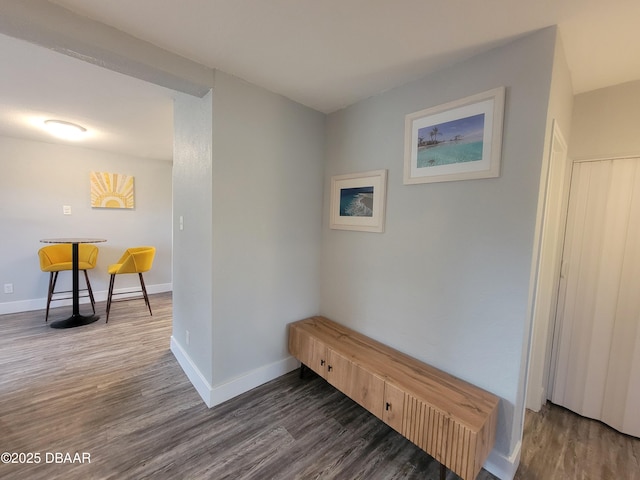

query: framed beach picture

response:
[403,87,505,184]
[330,169,387,233]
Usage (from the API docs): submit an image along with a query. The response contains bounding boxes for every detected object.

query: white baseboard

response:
[484,441,521,480]
[0,283,172,315]
[525,384,545,412]
[170,335,300,408]
[170,336,214,406]
[0,298,46,315]
[209,355,300,407]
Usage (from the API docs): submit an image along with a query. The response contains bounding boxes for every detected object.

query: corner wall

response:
[320,28,558,479]
[171,89,215,389]
[171,72,325,406]
[210,71,325,398]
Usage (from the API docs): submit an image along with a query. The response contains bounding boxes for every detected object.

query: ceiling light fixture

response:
[44,119,87,140]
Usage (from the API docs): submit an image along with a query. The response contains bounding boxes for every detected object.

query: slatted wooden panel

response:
[402,392,478,479]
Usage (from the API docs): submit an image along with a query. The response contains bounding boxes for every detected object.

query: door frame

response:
[525,120,572,410]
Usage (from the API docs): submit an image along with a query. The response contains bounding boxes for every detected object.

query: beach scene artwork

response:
[340,186,374,217]
[330,169,387,232]
[417,113,485,168]
[404,87,504,184]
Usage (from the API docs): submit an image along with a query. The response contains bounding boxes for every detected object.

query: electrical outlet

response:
[63,205,72,215]
[4,283,13,294]
[186,330,190,345]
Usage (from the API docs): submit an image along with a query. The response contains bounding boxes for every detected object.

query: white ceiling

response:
[0,33,175,161]
[1,0,639,161]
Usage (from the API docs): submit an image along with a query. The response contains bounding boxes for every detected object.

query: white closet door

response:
[552,157,640,437]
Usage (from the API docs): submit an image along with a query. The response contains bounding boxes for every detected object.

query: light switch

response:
[63,205,72,215]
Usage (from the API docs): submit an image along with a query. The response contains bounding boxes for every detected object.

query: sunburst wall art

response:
[90,171,135,209]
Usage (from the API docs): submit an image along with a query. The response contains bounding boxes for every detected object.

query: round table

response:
[40,238,107,329]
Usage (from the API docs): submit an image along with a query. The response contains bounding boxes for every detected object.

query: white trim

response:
[525,120,570,411]
[0,298,48,315]
[572,153,640,163]
[210,356,300,407]
[0,283,173,315]
[170,336,214,406]
[484,441,521,480]
[170,335,301,409]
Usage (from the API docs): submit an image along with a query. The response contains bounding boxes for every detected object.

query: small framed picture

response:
[330,169,388,233]
[90,171,135,208]
[404,87,505,184]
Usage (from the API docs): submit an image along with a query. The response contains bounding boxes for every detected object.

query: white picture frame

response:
[404,87,505,184]
[330,169,388,233]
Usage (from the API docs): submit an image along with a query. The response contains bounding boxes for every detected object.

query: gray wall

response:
[0,136,172,314]
[320,28,558,467]
[171,71,325,397]
[172,89,215,382]
[570,79,640,159]
[210,71,325,385]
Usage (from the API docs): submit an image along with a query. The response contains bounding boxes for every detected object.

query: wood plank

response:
[326,348,353,394]
[349,361,385,419]
[289,325,327,378]
[383,382,405,433]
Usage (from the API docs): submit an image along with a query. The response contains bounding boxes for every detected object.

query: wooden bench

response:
[288,316,499,480]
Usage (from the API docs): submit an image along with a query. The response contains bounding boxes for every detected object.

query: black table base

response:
[40,238,106,330]
[50,313,100,329]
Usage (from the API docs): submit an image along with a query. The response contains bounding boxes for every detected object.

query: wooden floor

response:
[0,293,638,480]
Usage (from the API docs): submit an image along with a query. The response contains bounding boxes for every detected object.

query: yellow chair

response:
[106,246,156,323]
[38,244,99,322]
